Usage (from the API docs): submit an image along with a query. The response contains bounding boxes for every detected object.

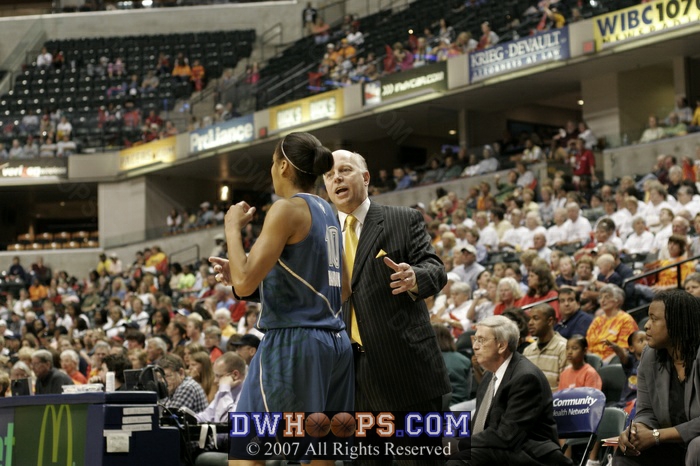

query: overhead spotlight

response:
[220,185,230,202]
[577,100,584,106]
[449,129,457,135]
[408,29,414,35]
[589,0,599,6]
[142,0,153,6]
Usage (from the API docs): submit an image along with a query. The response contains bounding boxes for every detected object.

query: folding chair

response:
[599,364,626,407]
[552,387,606,466]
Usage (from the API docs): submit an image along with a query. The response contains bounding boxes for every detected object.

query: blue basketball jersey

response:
[257,193,345,331]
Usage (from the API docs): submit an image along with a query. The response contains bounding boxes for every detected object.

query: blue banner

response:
[552,387,605,437]
[189,113,255,155]
[469,27,570,83]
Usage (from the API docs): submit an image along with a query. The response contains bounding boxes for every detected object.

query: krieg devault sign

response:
[594,0,700,49]
[0,158,68,178]
[189,114,255,155]
[469,27,570,82]
[364,62,447,106]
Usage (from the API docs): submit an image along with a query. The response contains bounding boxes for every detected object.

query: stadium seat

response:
[72,231,89,242]
[585,354,603,372]
[595,407,626,461]
[55,231,71,243]
[598,364,626,407]
[17,233,33,244]
[36,232,53,243]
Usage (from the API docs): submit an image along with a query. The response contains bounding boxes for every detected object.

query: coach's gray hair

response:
[476,315,519,353]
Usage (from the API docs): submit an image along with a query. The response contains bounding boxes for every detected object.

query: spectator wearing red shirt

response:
[519,264,560,321]
[572,137,596,185]
[204,327,223,363]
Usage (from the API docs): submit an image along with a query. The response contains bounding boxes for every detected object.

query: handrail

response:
[168,244,200,266]
[621,254,700,290]
[520,296,558,312]
[260,22,282,62]
[266,69,316,107]
[266,61,310,93]
[625,303,650,320]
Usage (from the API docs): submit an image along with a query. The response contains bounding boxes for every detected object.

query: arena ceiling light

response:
[142,0,153,6]
[220,185,230,202]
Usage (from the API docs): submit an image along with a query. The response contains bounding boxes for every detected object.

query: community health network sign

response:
[469,27,570,83]
[594,0,700,49]
[189,114,255,155]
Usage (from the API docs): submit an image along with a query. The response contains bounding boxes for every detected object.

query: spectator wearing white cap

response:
[197,202,215,227]
[452,245,485,290]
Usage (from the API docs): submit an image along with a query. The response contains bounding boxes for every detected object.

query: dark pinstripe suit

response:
[346,201,451,411]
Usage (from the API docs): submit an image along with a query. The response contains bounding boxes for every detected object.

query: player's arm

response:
[342,255,351,303]
[226,199,302,297]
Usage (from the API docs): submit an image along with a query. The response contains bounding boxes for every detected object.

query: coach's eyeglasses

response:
[472,337,496,347]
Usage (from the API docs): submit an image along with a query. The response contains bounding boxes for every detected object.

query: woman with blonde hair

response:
[188,351,217,402]
[493,277,524,316]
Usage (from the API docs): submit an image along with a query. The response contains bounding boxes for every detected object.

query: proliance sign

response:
[469,27,570,82]
[593,0,700,49]
[189,114,255,155]
[363,62,447,106]
[0,158,68,179]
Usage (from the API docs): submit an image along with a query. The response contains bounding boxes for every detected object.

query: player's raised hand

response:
[209,256,231,286]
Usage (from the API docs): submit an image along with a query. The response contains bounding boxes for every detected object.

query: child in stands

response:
[607,330,648,414]
[558,335,604,466]
[558,334,602,391]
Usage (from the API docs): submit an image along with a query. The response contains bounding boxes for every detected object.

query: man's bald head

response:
[324,150,370,214]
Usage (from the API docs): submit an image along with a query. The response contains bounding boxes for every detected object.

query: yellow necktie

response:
[344,215,362,346]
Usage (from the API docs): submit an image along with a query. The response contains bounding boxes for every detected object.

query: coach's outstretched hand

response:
[384,256,418,295]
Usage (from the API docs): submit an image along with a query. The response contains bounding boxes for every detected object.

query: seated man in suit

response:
[448,315,572,466]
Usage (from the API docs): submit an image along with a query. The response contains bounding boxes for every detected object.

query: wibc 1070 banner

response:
[594,0,700,49]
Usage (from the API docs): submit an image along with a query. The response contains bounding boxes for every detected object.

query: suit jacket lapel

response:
[352,203,383,287]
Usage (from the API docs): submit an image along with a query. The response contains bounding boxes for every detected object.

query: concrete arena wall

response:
[603,132,700,181]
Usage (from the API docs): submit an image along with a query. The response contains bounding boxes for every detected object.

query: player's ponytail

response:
[277,132,333,190]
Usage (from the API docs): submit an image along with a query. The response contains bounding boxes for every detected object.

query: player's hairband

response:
[280,136,314,175]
